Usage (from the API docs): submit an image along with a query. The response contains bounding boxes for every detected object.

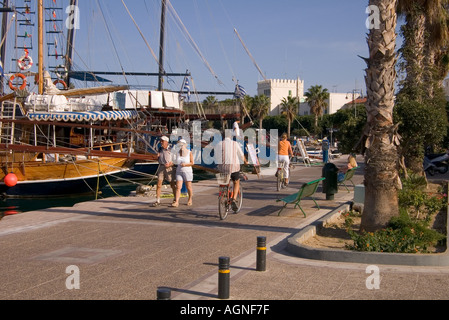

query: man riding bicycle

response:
[218,136,248,211]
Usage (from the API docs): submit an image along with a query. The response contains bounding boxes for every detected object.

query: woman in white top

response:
[172,139,194,207]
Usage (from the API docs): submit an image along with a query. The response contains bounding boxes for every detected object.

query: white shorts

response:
[176,170,193,182]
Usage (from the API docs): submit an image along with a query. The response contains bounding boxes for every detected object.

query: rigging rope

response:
[121,0,160,67]
[234,28,267,82]
[166,0,224,86]
[95,0,129,86]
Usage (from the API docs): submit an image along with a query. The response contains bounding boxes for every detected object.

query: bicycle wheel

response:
[276,170,283,191]
[233,186,243,213]
[218,187,229,220]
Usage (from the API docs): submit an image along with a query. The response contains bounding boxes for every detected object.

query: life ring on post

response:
[9,73,27,91]
[53,79,68,90]
[17,54,33,71]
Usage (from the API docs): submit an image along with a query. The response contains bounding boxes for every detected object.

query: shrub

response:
[346,209,446,253]
[346,177,447,253]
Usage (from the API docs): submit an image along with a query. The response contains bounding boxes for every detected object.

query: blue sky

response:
[9,0,380,98]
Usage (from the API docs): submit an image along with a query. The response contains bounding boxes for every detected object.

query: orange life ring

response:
[53,79,68,89]
[9,73,27,91]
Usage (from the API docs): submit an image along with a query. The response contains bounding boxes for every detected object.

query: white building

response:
[257,78,305,116]
[298,92,361,116]
[257,78,362,117]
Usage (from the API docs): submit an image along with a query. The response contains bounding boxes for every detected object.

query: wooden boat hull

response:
[0,157,133,198]
[121,161,159,180]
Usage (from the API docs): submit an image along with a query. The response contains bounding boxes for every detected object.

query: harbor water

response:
[0,169,216,220]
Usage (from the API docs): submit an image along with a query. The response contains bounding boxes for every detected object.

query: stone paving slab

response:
[1,157,449,303]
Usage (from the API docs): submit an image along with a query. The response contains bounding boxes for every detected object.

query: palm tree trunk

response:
[361,0,401,232]
[403,10,426,100]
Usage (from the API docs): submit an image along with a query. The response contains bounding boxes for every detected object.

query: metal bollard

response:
[256,236,267,272]
[218,256,230,299]
[157,287,171,300]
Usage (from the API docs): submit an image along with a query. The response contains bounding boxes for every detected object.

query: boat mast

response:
[0,1,8,94]
[158,0,166,91]
[65,0,77,88]
[38,0,44,94]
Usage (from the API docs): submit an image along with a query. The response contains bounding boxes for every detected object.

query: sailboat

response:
[0,0,159,198]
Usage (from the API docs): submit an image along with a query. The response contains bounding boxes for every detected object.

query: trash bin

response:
[322,163,338,200]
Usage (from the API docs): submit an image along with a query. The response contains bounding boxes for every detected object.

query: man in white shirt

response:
[232,120,241,137]
[218,137,248,211]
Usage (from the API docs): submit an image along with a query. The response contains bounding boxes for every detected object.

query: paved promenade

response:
[1,156,449,303]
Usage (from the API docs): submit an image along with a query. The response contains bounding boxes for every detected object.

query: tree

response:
[304,85,329,132]
[330,104,367,154]
[203,96,218,107]
[251,95,270,130]
[280,96,299,138]
[396,0,449,173]
[422,0,449,98]
[361,0,401,232]
[397,0,449,100]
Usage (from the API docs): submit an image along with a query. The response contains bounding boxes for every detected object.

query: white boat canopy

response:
[27,110,139,122]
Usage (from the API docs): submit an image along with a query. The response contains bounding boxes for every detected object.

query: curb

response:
[286,203,449,266]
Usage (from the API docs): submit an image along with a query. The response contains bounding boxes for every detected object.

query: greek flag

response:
[183,77,191,101]
[234,84,247,99]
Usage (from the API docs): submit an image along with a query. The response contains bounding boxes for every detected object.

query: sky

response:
[7,0,381,99]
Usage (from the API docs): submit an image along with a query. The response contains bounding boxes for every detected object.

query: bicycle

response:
[276,161,288,191]
[216,172,243,220]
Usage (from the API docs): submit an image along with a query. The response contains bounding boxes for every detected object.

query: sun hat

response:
[178,139,187,145]
[161,136,169,142]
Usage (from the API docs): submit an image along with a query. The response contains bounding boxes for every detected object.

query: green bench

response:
[338,166,359,192]
[276,177,325,217]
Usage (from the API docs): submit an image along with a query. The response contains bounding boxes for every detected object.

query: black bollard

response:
[256,236,267,272]
[218,256,230,299]
[157,287,171,300]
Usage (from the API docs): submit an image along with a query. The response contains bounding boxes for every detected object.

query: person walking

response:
[171,139,194,207]
[232,120,241,137]
[322,136,330,164]
[152,136,176,207]
[278,133,293,186]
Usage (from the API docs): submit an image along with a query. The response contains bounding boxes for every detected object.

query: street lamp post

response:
[346,89,364,118]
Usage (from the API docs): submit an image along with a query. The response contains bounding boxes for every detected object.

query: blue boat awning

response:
[69,71,112,83]
[27,110,139,122]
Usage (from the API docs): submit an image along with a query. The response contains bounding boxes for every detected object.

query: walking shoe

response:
[231,200,238,212]
[151,201,160,207]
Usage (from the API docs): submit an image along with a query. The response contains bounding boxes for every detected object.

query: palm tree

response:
[361,0,400,232]
[304,85,329,131]
[397,0,449,100]
[280,96,299,138]
[396,0,449,173]
[423,1,449,96]
[203,96,218,107]
[251,95,270,130]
